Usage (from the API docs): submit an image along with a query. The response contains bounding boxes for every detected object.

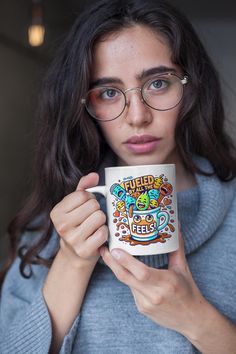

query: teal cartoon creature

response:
[125,194,137,210]
[110,183,126,201]
[125,194,137,218]
[136,192,150,210]
[148,189,160,209]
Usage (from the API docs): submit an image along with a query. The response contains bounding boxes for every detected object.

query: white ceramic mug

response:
[87,164,179,255]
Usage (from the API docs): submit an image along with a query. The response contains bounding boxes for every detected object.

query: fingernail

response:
[111,249,122,260]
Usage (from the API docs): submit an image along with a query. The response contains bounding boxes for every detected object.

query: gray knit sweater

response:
[1,156,236,354]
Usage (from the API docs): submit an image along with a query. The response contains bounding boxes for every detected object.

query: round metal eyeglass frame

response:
[81,72,188,122]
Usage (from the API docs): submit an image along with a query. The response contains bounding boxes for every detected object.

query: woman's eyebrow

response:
[138,66,176,80]
[90,77,123,88]
[90,66,176,88]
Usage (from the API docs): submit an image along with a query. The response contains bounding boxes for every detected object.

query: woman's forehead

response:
[91,25,176,82]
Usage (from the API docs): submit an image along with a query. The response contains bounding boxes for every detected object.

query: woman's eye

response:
[100,88,119,100]
[149,79,168,90]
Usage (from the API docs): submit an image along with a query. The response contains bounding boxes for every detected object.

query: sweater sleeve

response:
[0,240,80,354]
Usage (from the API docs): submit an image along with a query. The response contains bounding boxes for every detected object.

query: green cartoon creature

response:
[136,191,150,210]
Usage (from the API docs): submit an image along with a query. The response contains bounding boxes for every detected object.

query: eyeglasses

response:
[81,72,188,121]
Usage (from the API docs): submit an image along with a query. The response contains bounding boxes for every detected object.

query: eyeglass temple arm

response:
[181,76,188,85]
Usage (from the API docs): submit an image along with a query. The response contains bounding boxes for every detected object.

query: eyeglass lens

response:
[85,74,185,121]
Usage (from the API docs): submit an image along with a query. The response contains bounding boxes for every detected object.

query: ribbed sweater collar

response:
[98,154,236,268]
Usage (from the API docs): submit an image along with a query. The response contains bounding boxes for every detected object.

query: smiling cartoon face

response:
[116,201,126,212]
[160,182,173,196]
[149,199,158,209]
[154,177,163,189]
[136,192,150,210]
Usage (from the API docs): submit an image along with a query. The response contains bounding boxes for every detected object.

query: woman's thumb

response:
[76,172,99,191]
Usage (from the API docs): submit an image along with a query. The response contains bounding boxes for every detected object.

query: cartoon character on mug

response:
[110,174,175,245]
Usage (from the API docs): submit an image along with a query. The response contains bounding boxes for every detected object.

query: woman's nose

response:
[124,89,153,126]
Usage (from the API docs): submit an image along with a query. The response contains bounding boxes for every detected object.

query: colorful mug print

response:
[87,164,179,256]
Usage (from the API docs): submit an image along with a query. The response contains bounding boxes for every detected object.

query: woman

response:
[1,0,236,353]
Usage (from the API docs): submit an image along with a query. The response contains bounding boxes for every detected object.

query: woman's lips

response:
[124,135,161,154]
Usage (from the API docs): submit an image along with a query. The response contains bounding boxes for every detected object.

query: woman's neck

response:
[174,156,197,192]
[162,149,197,192]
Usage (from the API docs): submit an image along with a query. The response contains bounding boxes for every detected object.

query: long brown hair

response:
[1,0,235,285]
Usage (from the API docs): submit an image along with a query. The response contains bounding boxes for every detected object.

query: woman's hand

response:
[50,172,108,268]
[45,173,108,353]
[100,232,208,338]
[100,233,236,353]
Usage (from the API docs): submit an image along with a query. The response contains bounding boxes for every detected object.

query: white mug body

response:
[89,164,179,256]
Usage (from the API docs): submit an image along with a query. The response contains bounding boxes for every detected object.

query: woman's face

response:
[92,25,183,166]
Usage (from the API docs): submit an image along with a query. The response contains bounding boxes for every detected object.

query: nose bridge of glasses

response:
[124,87,142,94]
[124,87,143,105]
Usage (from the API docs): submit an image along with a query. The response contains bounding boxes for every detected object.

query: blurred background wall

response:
[0,0,236,264]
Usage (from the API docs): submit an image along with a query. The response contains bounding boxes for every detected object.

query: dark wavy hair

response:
[1,0,235,284]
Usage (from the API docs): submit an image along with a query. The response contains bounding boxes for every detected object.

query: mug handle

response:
[86,186,107,196]
[157,211,169,231]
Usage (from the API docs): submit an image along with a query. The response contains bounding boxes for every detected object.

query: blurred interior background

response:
[0,0,236,264]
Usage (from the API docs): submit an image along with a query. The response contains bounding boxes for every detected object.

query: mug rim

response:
[105,163,175,171]
[128,206,161,215]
